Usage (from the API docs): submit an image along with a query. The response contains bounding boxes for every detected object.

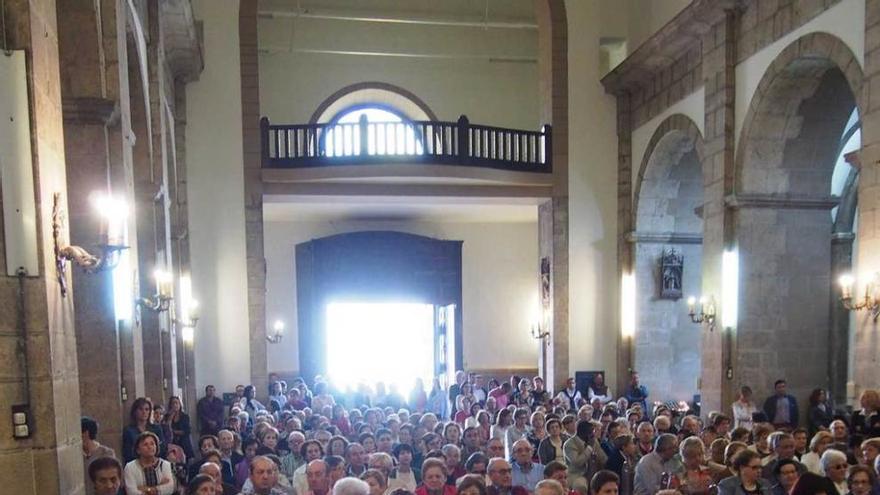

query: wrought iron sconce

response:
[267,319,284,344]
[839,273,880,322]
[137,269,173,313]
[530,323,549,341]
[52,193,129,296]
[687,295,717,331]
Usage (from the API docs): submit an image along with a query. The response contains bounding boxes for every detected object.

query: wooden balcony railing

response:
[261,115,552,173]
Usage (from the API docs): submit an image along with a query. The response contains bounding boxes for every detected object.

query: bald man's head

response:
[512,439,533,464]
[250,456,279,490]
[307,459,330,495]
[199,461,221,479]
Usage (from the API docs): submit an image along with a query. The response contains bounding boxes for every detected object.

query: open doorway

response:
[325,302,435,393]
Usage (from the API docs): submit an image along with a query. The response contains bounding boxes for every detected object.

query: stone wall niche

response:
[632,119,704,403]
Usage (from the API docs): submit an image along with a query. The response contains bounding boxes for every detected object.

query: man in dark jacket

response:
[763,379,799,430]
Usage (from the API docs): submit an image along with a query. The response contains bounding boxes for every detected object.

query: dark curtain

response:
[295,231,463,382]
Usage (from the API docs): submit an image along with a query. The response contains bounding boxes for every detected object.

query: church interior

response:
[1,0,880,494]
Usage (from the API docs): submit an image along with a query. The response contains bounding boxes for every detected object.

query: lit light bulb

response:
[839,273,855,299]
[273,320,285,334]
[188,300,200,320]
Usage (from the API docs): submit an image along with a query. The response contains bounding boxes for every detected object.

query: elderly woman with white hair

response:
[334,477,371,495]
[819,449,848,495]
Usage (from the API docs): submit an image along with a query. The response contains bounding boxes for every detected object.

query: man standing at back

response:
[198,385,226,436]
[624,372,648,413]
[763,379,799,430]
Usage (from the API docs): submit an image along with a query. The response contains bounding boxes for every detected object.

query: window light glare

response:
[621,273,636,337]
[722,249,739,329]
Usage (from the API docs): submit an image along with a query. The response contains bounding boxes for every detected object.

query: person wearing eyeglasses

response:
[844,465,875,495]
[486,458,528,495]
[511,439,545,492]
[716,449,773,495]
[820,450,849,495]
[771,459,801,495]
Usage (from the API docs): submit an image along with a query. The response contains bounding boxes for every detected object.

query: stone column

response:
[240,0,268,399]
[539,199,569,392]
[851,1,880,393]
[0,1,84,493]
[699,11,738,416]
[616,93,635,390]
[57,0,128,457]
[829,234,854,404]
[535,0,570,393]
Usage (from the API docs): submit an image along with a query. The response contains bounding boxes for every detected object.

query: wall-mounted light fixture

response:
[687,295,716,331]
[530,323,550,341]
[177,300,199,343]
[267,319,285,344]
[175,275,199,342]
[839,272,880,321]
[53,192,129,296]
[137,269,173,313]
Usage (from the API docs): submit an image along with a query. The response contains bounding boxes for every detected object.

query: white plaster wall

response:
[624,0,691,51]
[258,16,540,129]
[566,0,621,387]
[630,88,706,196]
[186,0,251,393]
[734,0,865,151]
[264,220,539,374]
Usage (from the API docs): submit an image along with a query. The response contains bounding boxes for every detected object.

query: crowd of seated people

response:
[81,371,880,495]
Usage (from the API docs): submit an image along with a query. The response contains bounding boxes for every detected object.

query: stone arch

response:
[735,32,863,195]
[633,114,706,229]
[732,32,863,404]
[309,82,438,124]
[631,114,705,402]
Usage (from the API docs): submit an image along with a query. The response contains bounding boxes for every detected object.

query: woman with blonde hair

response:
[852,390,880,446]
[800,431,834,475]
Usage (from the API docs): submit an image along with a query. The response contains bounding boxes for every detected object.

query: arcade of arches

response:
[2,0,880,494]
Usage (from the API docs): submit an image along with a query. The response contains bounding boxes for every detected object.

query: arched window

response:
[830,108,860,224]
[323,104,425,157]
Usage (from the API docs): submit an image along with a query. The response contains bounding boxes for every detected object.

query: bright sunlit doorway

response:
[325,302,435,393]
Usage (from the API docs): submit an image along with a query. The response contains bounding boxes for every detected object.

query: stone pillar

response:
[616,93,634,390]
[535,0,570,393]
[0,1,84,493]
[699,11,737,417]
[539,199,569,392]
[129,46,166,405]
[172,80,199,417]
[107,0,147,408]
[852,0,880,394]
[240,0,268,399]
[57,0,127,457]
[829,234,854,404]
